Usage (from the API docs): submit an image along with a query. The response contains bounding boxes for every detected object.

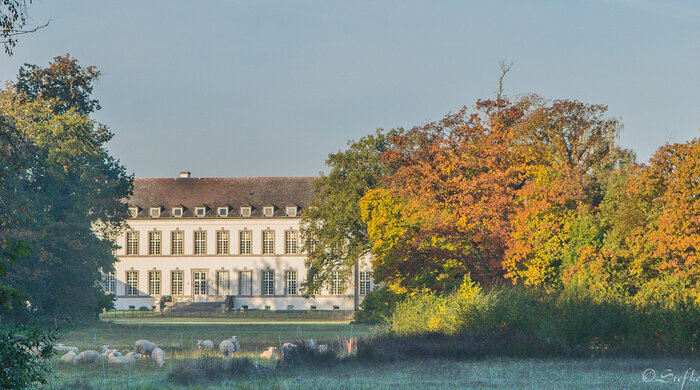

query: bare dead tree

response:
[1,0,50,56]
[496,59,514,101]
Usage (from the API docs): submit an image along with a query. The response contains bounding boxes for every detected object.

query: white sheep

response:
[197,339,214,352]
[54,343,79,354]
[134,339,157,357]
[73,350,100,364]
[306,339,318,351]
[318,344,329,353]
[125,351,139,359]
[151,347,165,367]
[259,346,277,359]
[59,350,76,363]
[108,355,135,364]
[219,336,240,358]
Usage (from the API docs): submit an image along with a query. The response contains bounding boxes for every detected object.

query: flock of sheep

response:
[53,335,359,367]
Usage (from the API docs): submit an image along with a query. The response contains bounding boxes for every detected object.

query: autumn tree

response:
[361,99,533,292]
[503,100,632,287]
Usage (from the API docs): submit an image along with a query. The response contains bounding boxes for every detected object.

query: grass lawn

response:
[44,317,698,389]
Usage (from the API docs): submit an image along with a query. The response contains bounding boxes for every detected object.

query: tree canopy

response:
[0,55,132,319]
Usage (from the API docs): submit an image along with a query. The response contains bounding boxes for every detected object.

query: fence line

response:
[100,309,355,321]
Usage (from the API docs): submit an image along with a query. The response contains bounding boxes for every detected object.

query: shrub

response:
[0,325,59,389]
[169,357,270,386]
[354,287,404,324]
[387,282,699,357]
[278,341,340,368]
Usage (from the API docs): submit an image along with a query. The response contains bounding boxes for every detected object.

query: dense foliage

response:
[0,325,58,389]
[387,282,699,356]
[300,130,401,294]
[0,55,132,319]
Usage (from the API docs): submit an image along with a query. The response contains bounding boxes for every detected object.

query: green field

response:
[44,317,698,389]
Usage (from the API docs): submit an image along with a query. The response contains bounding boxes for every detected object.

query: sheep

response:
[59,350,76,363]
[108,355,135,365]
[125,352,139,359]
[197,339,214,352]
[318,344,329,353]
[151,347,166,367]
[282,342,298,360]
[347,337,358,355]
[73,350,100,364]
[108,350,122,359]
[306,339,318,351]
[259,346,277,359]
[134,339,157,357]
[219,336,240,358]
[54,343,79,354]
[100,345,112,353]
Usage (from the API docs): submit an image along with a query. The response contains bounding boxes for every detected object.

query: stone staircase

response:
[163,301,225,315]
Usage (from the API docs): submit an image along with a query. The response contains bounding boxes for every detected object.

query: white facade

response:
[107,176,374,311]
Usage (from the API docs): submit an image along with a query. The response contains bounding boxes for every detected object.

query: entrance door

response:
[193,271,207,301]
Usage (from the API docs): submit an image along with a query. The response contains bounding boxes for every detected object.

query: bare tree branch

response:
[496,59,514,101]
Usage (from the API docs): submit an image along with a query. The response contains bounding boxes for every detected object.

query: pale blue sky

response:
[1,0,698,177]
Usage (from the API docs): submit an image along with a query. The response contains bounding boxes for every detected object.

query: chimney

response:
[179,171,191,178]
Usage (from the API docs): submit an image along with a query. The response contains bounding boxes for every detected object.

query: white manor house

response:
[105,172,374,311]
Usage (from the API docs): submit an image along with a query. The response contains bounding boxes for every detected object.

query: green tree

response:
[1,56,132,319]
[300,130,400,295]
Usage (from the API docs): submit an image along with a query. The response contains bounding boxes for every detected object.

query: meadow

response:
[41,316,699,390]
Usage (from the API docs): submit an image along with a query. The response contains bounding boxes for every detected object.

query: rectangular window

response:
[148,231,161,255]
[195,207,206,217]
[285,230,298,254]
[239,230,251,254]
[240,206,251,217]
[217,207,228,217]
[263,206,274,217]
[360,271,371,295]
[126,271,138,296]
[193,271,207,295]
[149,207,161,218]
[194,230,206,255]
[128,207,138,218]
[262,270,274,295]
[239,271,252,296]
[103,271,115,294]
[331,271,342,295]
[286,270,297,295]
[216,271,229,296]
[171,230,184,255]
[286,206,297,217]
[216,230,229,255]
[172,207,183,217]
[126,231,139,255]
[148,270,161,296]
[262,230,275,254]
[171,270,183,296]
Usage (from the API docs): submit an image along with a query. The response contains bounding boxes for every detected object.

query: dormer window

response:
[263,206,274,217]
[217,207,229,217]
[128,207,139,218]
[240,206,252,217]
[195,207,206,217]
[149,207,162,218]
[172,207,183,218]
[286,206,298,217]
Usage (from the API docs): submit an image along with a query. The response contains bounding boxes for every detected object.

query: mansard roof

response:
[128,176,317,218]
